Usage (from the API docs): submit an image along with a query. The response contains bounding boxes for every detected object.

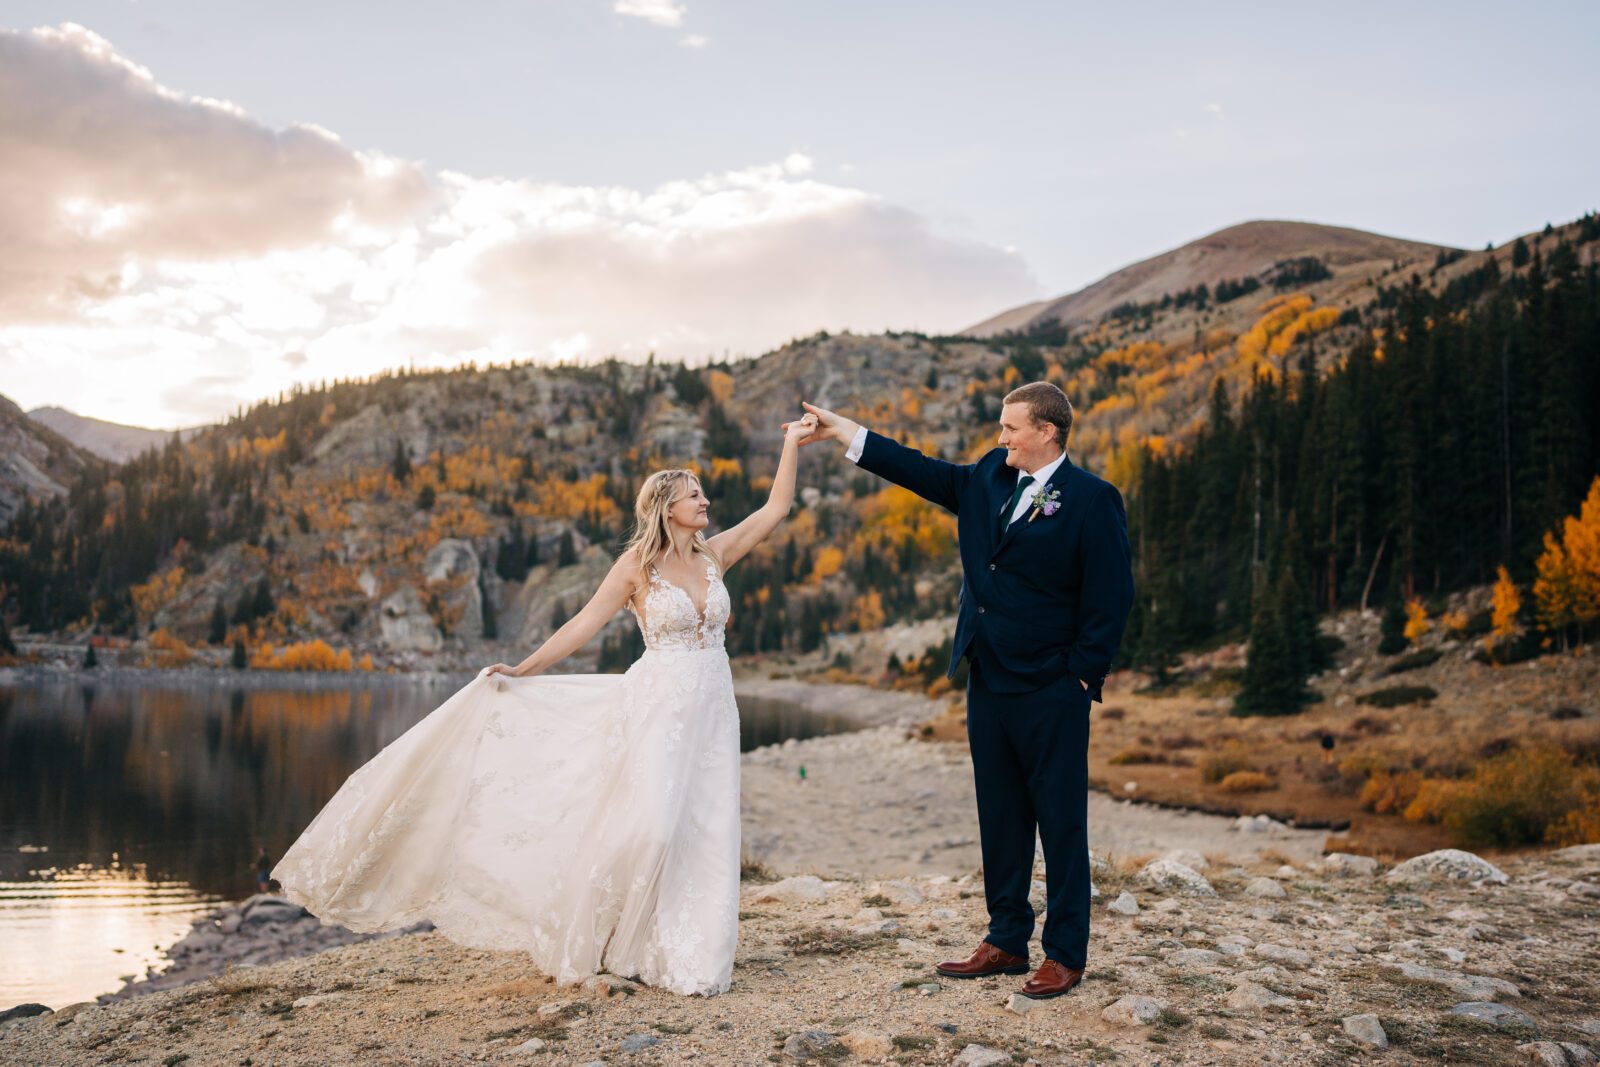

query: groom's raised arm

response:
[799,401,976,515]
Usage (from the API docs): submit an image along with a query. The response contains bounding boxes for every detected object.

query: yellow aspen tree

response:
[1487,565,1521,659]
[1403,598,1430,642]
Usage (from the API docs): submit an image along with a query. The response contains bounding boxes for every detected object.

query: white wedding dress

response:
[272,558,742,995]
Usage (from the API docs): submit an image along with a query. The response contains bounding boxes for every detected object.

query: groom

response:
[800,382,1133,999]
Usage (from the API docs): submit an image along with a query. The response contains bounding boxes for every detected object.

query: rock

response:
[849,918,902,936]
[1390,962,1520,1000]
[378,585,443,652]
[877,880,924,906]
[1162,848,1210,870]
[1235,813,1288,833]
[1106,891,1140,916]
[1518,1043,1597,1066]
[1168,948,1225,970]
[580,974,640,998]
[1321,853,1380,876]
[1101,995,1166,1027]
[1006,992,1039,1015]
[1387,849,1509,886]
[1224,981,1295,1013]
[1254,943,1312,968]
[749,875,829,905]
[783,1030,844,1062]
[1342,1013,1388,1048]
[0,1003,52,1023]
[838,1032,893,1059]
[1573,1020,1600,1038]
[239,896,308,926]
[1139,858,1215,896]
[620,1032,661,1053]
[931,907,958,919]
[1245,877,1288,899]
[510,1037,547,1053]
[47,1003,95,1025]
[1449,1002,1536,1028]
[290,993,345,1009]
[1551,844,1600,863]
[953,1045,1012,1067]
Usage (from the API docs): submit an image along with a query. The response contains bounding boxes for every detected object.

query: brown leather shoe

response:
[1019,959,1085,999]
[934,940,1029,979]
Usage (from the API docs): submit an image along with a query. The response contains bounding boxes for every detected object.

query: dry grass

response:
[1217,770,1275,793]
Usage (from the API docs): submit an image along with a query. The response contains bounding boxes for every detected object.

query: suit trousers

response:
[964,655,1092,967]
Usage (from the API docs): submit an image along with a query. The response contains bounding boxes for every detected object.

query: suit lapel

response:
[995,453,1075,554]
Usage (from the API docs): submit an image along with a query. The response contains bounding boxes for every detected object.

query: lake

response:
[0,676,851,1010]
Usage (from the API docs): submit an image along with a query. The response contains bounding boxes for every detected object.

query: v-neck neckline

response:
[651,559,716,629]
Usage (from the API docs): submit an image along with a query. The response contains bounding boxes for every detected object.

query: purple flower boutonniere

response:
[1028,484,1061,523]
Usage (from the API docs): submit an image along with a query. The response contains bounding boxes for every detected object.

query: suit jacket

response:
[857,431,1134,699]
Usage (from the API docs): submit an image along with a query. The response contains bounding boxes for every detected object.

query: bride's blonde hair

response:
[624,469,721,587]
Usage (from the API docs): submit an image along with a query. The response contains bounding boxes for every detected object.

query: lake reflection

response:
[0,677,848,1008]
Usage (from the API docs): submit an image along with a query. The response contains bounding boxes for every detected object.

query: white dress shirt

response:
[845,426,1066,525]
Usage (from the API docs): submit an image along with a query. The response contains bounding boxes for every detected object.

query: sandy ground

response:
[8,847,1600,1066]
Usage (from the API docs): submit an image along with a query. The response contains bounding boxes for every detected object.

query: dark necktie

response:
[999,474,1034,536]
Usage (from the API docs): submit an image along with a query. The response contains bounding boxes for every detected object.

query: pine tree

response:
[83,642,97,668]
[208,600,228,645]
[1377,599,1409,655]
[391,440,412,483]
[479,570,498,641]
[557,529,578,568]
[417,484,435,510]
[1234,561,1312,716]
[231,638,248,669]
[251,577,275,621]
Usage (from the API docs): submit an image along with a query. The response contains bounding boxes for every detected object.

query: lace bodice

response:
[629,557,730,651]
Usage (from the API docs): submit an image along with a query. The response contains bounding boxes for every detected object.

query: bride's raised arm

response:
[486,549,641,679]
[705,414,815,571]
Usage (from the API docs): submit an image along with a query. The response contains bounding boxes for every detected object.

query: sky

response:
[1,1,1596,429]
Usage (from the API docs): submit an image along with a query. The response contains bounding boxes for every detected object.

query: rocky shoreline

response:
[5,845,1598,1065]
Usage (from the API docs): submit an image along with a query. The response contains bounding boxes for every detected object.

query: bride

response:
[272,412,818,996]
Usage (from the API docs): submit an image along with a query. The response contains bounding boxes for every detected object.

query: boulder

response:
[1139,858,1215,896]
[378,585,443,653]
[1321,853,1380,876]
[1390,962,1520,1001]
[1161,848,1210,871]
[748,875,829,905]
[953,1046,1012,1067]
[1224,981,1295,1013]
[1253,943,1312,968]
[1245,877,1288,899]
[1449,1002,1535,1028]
[1168,948,1225,970]
[1101,995,1166,1027]
[783,1030,844,1062]
[1517,1043,1598,1066]
[1342,1013,1388,1048]
[1105,891,1140,916]
[619,1033,661,1053]
[1386,849,1509,886]
[0,1003,52,1024]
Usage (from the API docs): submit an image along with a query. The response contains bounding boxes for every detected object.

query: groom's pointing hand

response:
[795,401,862,448]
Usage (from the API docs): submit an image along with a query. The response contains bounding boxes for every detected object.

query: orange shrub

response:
[1218,770,1275,793]
[1360,770,1423,815]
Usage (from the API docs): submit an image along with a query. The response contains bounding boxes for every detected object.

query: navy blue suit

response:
[857,430,1134,967]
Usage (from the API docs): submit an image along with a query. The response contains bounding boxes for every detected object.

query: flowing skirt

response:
[272,647,742,995]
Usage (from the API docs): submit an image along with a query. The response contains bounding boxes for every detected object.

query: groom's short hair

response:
[1003,381,1074,447]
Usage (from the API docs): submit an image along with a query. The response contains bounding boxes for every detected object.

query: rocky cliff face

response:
[0,393,99,525]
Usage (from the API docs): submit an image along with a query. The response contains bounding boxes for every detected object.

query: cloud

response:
[0,23,430,322]
[680,33,710,48]
[0,24,1038,429]
[613,0,686,28]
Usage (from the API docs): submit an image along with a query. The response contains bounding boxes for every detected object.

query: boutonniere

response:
[1028,484,1061,523]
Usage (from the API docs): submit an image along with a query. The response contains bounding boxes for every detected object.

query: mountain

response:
[26,406,206,463]
[1,212,1593,677]
[963,219,1451,338]
[0,394,101,525]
